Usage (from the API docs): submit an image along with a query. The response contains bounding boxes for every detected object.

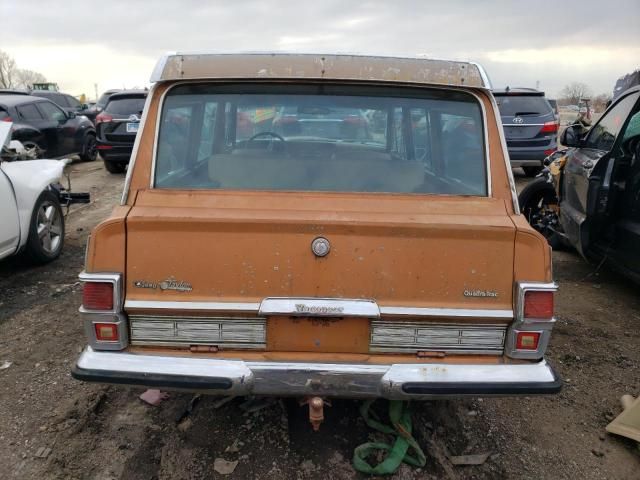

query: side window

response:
[37,102,67,122]
[585,93,639,151]
[156,105,194,175]
[410,108,429,166]
[65,95,81,109]
[440,111,484,186]
[198,102,218,161]
[17,104,44,121]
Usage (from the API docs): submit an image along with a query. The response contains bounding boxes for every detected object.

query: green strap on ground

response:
[352,399,427,475]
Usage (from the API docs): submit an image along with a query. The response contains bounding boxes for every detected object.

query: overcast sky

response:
[2,0,639,100]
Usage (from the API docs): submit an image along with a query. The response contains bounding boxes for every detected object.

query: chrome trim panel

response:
[379,306,513,319]
[120,83,158,205]
[124,298,514,320]
[129,314,266,348]
[370,321,506,354]
[124,300,260,311]
[73,347,560,398]
[259,297,379,318]
[501,123,545,127]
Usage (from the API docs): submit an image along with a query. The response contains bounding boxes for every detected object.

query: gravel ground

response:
[0,162,638,479]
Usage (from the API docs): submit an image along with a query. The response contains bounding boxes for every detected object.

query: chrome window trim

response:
[487,91,520,213]
[150,81,492,198]
[78,271,123,314]
[469,62,493,89]
[120,83,158,205]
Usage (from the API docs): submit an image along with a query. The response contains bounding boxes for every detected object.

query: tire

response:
[522,166,543,177]
[21,141,45,159]
[103,159,126,174]
[79,133,97,161]
[24,190,65,264]
[518,177,563,249]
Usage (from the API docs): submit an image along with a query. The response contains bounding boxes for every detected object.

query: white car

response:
[0,122,88,263]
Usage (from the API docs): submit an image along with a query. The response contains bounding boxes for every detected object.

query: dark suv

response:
[84,89,120,124]
[30,90,88,116]
[95,90,147,173]
[0,94,96,160]
[493,88,558,176]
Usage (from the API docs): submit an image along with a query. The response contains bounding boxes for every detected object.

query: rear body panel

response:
[76,55,558,398]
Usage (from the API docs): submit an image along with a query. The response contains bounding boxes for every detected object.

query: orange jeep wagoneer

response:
[72,53,561,412]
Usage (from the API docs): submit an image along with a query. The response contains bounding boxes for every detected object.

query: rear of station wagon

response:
[73,53,560,415]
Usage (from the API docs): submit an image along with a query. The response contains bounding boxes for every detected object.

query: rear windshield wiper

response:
[513,111,540,116]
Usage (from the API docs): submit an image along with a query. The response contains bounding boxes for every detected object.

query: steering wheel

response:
[247,131,286,144]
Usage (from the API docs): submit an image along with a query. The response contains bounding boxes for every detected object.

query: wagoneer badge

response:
[133,277,193,292]
[311,237,330,257]
[295,304,344,314]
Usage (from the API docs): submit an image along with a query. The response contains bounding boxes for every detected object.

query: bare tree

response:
[0,50,17,88]
[15,69,47,89]
[560,82,593,105]
[592,93,612,113]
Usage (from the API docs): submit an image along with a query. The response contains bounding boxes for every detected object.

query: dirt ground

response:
[0,161,638,479]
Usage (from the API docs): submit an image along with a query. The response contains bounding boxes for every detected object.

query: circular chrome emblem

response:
[128,114,140,122]
[311,237,331,257]
[512,117,524,124]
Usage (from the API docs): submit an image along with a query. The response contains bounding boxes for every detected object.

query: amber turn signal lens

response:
[94,323,118,341]
[524,290,554,319]
[83,282,114,310]
[516,331,541,350]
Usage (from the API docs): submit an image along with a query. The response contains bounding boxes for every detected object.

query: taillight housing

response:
[95,113,113,124]
[83,282,114,310]
[1,116,13,122]
[79,272,128,350]
[540,121,558,134]
[506,282,557,360]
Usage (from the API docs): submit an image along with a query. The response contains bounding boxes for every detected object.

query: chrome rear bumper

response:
[72,347,561,399]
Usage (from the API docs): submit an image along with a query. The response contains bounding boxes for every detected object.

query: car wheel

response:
[25,190,65,264]
[518,177,563,249]
[79,133,97,161]
[21,141,45,159]
[104,159,126,174]
[522,166,543,177]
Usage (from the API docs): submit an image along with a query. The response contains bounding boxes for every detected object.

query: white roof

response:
[150,52,491,88]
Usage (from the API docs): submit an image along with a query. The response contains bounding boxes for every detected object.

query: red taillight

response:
[544,148,556,156]
[516,331,541,350]
[94,323,119,341]
[524,290,554,319]
[540,121,558,134]
[82,282,114,310]
[95,113,113,124]
[1,116,12,122]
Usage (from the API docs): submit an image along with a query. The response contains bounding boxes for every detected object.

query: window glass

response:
[154,84,487,196]
[66,95,81,109]
[105,96,146,115]
[17,104,44,121]
[495,95,552,116]
[585,93,639,151]
[0,108,10,121]
[37,101,66,122]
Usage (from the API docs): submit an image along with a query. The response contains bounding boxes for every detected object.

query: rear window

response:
[154,84,487,196]
[105,96,146,115]
[495,95,552,117]
[97,92,115,107]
